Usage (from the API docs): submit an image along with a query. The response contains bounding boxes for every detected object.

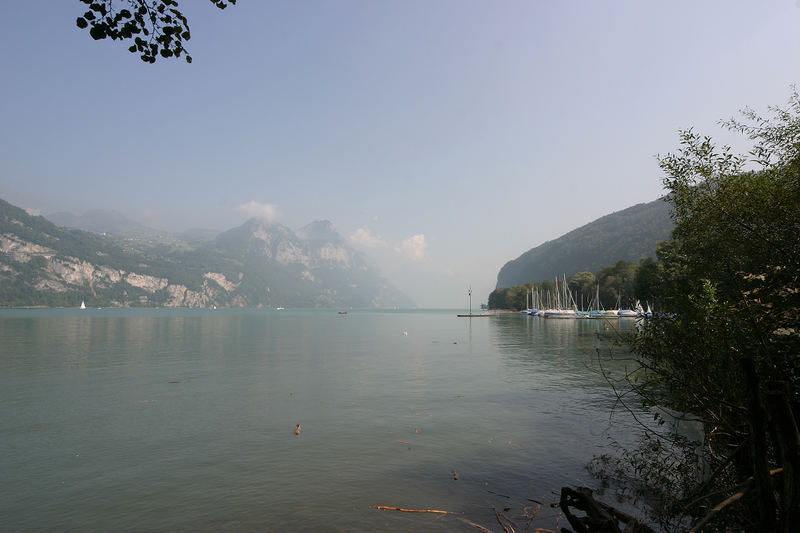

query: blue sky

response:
[1,1,798,307]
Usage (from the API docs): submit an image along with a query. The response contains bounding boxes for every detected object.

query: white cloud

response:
[24,207,41,216]
[236,201,278,223]
[394,234,427,261]
[349,227,387,248]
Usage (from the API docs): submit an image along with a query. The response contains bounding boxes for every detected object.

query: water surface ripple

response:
[0,309,640,531]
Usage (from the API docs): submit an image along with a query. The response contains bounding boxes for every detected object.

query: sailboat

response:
[522,286,540,316]
[544,274,577,319]
[594,287,621,319]
[581,285,605,319]
[80,301,86,310]
[618,299,640,318]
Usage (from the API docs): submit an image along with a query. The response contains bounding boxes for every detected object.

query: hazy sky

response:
[1,1,798,307]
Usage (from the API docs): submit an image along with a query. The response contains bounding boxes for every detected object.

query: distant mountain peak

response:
[241,217,283,229]
[296,220,342,242]
[0,196,415,309]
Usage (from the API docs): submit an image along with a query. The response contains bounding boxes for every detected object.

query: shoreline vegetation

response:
[554,92,800,532]
[488,258,652,314]
[474,90,800,532]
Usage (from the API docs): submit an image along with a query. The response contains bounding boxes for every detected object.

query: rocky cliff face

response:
[0,198,413,308]
[213,218,411,308]
[1,229,243,307]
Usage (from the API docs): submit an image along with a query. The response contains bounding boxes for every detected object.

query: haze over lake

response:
[0,308,642,531]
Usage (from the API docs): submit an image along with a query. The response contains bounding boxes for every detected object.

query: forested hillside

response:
[496,198,672,288]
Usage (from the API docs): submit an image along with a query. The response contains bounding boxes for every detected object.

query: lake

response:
[0,308,641,532]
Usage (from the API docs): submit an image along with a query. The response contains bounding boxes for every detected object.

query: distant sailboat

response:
[80,301,86,310]
[618,299,640,318]
[544,274,577,319]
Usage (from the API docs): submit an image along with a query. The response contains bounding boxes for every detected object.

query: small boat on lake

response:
[544,274,578,319]
[544,309,578,319]
[618,300,643,318]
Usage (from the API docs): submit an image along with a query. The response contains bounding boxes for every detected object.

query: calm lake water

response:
[0,308,641,532]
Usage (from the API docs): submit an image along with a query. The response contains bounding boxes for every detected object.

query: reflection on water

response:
[491,315,638,387]
[0,309,644,532]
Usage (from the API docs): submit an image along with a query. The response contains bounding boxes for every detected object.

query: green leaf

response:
[89,25,106,40]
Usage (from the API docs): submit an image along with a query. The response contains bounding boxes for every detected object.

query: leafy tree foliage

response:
[600,90,800,530]
[487,260,649,311]
[597,260,638,308]
[567,271,596,303]
[75,0,236,63]
[631,256,662,307]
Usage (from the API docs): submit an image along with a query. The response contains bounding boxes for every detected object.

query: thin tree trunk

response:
[742,357,778,530]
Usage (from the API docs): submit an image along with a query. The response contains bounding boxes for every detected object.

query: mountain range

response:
[0,198,414,308]
[496,197,673,288]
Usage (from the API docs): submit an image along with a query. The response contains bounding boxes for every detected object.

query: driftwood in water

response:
[457,517,494,532]
[524,503,542,533]
[559,487,656,533]
[493,506,517,533]
[372,505,457,514]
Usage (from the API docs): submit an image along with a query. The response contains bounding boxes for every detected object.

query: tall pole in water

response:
[468,286,472,316]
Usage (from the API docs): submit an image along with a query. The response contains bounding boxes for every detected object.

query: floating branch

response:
[373,505,458,515]
[456,517,493,532]
[493,507,517,533]
[524,503,542,533]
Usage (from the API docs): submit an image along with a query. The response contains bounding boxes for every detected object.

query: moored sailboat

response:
[544,274,578,319]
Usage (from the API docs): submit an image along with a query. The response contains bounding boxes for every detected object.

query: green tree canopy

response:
[76,0,236,63]
[606,89,800,530]
[567,271,596,304]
